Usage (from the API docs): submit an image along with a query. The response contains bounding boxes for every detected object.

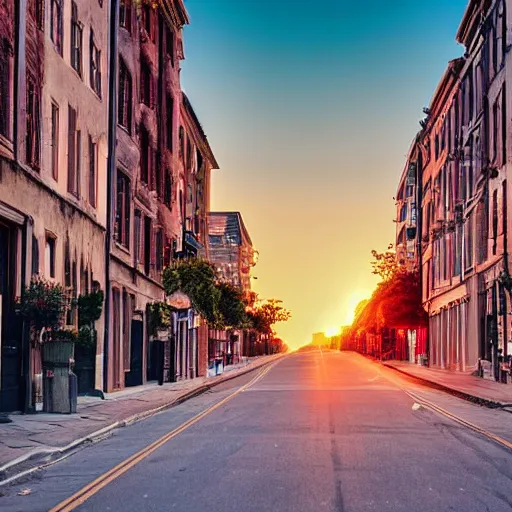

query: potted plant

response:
[147,301,172,338]
[16,276,68,335]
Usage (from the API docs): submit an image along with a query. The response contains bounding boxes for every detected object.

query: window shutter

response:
[150,74,155,109]
[150,225,156,272]
[68,106,76,194]
[76,129,81,197]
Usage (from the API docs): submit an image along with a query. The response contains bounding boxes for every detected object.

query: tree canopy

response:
[347,246,427,339]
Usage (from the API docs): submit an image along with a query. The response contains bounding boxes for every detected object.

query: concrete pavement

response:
[383,360,512,407]
[0,350,511,512]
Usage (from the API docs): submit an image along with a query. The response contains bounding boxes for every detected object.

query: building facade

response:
[207,212,256,366]
[416,0,512,381]
[0,0,109,412]
[107,0,218,391]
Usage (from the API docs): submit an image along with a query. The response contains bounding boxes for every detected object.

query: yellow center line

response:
[49,362,277,512]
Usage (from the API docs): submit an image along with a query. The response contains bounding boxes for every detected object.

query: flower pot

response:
[42,341,75,366]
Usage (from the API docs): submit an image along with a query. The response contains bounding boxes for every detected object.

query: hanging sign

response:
[167,291,191,310]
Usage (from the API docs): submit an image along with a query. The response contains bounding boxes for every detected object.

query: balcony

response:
[183,230,205,258]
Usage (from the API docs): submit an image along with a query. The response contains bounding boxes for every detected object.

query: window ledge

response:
[114,241,131,255]
[117,123,132,137]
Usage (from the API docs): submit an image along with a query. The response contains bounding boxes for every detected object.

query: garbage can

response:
[42,341,75,414]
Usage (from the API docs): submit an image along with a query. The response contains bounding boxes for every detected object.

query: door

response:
[125,319,143,387]
[0,223,22,412]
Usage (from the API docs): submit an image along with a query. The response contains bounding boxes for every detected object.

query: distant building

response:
[311,332,328,346]
[208,212,256,292]
[207,212,257,367]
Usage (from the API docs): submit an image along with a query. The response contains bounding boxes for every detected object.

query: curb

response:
[381,362,509,410]
[0,355,283,486]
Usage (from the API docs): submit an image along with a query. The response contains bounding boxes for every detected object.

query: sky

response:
[181,0,469,348]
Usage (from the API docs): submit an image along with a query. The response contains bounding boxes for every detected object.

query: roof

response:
[181,92,220,169]
[456,0,491,47]
[161,0,190,28]
[208,212,253,247]
[425,58,464,129]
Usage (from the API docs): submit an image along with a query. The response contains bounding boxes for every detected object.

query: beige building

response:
[0,0,109,412]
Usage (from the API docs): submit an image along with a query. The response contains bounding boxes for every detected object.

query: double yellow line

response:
[50,362,276,512]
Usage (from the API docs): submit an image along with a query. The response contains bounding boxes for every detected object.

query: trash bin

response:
[42,341,76,414]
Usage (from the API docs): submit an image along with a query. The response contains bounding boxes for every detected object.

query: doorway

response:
[125,319,143,387]
[0,222,22,412]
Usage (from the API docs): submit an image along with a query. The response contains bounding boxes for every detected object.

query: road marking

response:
[49,362,277,512]
[376,364,512,451]
[405,389,512,451]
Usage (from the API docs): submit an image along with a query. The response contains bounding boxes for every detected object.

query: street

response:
[2,350,512,512]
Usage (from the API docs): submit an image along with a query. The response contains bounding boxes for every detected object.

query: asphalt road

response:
[2,350,512,512]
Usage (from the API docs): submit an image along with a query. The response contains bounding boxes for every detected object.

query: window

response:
[468,66,474,120]
[29,0,45,30]
[67,105,80,196]
[134,209,141,265]
[140,125,151,186]
[186,136,192,169]
[435,134,439,160]
[502,84,507,166]
[155,151,162,198]
[454,224,462,276]
[115,171,130,248]
[88,135,97,207]
[90,30,102,97]
[493,189,499,255]
[119,0,132,32]
[493,99,499,163]
[51,102,59,180]
[71,2,83,76]
[45,234,56,278]
[164,170,172,207]
[122,289,131,371]
[143,5,155,42]
[501,0,507,60]
[51,0,63,54]
[144,216,151,276]
[464,216,474,270]
[166,25,175,67]
[140,59,153,107]
[26,75,41,169]
[0,47,10,138]
[166,94,173,150]
[179,126,184,157]
[155,228,163,273]
[118,59,132,131]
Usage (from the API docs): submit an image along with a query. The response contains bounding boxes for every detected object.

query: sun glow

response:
[343,290,371,325]
[324,327,340,337]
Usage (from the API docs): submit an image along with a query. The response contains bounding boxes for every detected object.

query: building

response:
[0,0,109,412]
[418,0,512,381]
[107,0,218,391]
[395,141,421,271]
[207,212,256,366]
[395,139,429,364]
[311,332,328,347]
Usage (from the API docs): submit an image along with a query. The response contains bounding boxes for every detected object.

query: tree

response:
[249,298,291,334]
[370,244,405,282]
[216,282,248,329]
[162,259,220,324]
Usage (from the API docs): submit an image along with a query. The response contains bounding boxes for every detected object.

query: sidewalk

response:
[383,360,512,408]
[0,355,281,484]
